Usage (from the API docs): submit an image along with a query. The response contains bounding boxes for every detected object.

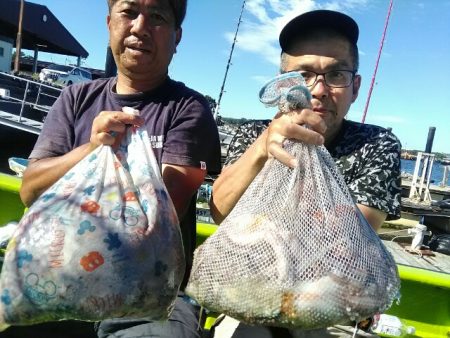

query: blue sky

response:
[25,0,450,153]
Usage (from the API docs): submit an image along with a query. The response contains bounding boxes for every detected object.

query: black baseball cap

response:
[279,10,359,52]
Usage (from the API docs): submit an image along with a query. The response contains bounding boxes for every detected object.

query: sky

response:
[23,0,450,153]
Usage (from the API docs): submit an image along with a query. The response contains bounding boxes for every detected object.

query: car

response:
[38,64,92,86]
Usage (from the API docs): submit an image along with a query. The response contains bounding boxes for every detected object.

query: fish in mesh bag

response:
[186,73,400,329]
[0,108,185,331]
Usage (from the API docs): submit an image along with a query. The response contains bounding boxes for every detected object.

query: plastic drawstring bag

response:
[186,73,400,329]
[0,110,185,330]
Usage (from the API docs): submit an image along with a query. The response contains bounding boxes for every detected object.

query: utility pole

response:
[14,0,25,74]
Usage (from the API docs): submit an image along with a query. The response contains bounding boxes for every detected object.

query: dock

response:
[383,240,450,272]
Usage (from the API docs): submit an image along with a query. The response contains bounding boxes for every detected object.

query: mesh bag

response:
[0,121,185,330]
[186,74,400,329]
[258,72,311,111]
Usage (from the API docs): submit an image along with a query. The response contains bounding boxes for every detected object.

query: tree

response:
[204,95,217,113]
[11,50,26,61]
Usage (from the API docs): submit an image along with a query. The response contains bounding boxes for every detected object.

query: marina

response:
[1,71,450,337]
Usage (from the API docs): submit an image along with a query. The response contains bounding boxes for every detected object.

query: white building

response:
[0,36,13,73]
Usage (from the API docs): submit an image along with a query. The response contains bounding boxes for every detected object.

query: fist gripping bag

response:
[186,73,400,329]
[0,109,185,330]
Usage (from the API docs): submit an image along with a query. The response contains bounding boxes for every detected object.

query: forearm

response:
[210,131,268,224]
[20,143,95,207]
[357,203,387,232]
[162,164,206,221]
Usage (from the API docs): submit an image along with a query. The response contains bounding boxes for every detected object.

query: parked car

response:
[39,64,92,86]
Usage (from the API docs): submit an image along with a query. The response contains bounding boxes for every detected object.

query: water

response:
[401,159,450,186]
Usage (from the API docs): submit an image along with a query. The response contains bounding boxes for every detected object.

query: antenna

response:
[214,0,246,120]
[361,0,394,124]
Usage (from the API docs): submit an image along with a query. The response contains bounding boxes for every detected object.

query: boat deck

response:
[381,239,450,338]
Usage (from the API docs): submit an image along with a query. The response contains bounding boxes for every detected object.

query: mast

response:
[214,0,246,120]
[361,0,394,124]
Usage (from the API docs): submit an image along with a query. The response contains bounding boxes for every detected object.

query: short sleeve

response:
[224,120,270,166]
[29,87,76,159]
[161,96,221,175]
[345,132,402,220]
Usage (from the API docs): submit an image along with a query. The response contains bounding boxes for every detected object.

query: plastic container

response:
[371,314,416,337]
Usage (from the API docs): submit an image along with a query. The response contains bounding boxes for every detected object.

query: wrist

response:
[253,130,269,164]
[86,141,99,154]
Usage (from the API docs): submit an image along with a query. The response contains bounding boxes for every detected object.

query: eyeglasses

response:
[294,70,356,88]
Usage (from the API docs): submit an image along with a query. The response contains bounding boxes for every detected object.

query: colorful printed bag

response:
[0,123,185,330]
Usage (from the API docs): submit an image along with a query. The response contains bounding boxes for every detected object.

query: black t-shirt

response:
[30,76,222,287]
[225,119,401,220]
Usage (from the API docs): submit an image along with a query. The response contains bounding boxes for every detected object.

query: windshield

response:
[47,64,73,72]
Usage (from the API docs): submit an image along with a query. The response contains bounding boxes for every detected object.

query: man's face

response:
[107,0,181,80]
[282,34,361,141]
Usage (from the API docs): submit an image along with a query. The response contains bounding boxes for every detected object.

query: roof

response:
[0,0,88,58]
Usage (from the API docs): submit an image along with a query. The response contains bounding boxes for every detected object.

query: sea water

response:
[401,159,450,186]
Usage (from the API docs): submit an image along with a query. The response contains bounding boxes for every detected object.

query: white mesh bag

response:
[0,110,185,330]
[186,73,400,329]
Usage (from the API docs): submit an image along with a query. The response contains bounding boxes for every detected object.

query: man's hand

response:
[211,108,327,224]
[265,108,327,167]
[20,110,144,207]
[89,110,144,150]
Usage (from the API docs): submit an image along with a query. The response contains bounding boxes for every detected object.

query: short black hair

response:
[107,0,187,28]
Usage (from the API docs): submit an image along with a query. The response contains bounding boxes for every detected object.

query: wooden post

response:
[442,166,449,187]
[13,0,25,74]
[409,152,434,202]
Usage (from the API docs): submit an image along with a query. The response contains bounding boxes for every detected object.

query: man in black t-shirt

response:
[19,1,221,338]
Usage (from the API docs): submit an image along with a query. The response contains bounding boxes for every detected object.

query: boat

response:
[0,172,449,337]
[1,74,449,335]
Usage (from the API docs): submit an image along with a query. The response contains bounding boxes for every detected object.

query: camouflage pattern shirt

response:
[225,119,402,220]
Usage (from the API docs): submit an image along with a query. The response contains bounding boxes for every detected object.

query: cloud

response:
[251,75,272,84]
[225,0,371,66]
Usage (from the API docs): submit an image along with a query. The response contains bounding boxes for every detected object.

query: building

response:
[0,0,89,73]
[0,36,14,73]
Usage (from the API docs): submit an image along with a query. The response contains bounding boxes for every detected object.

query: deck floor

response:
[383,240,450,273]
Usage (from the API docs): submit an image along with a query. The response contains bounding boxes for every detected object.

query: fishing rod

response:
[214,0,246,120]
[361,0,394,124]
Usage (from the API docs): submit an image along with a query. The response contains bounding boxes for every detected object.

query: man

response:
[20,1,221,337]
[210,10,401,338]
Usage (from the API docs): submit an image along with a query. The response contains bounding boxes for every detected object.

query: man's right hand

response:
[264,108,327,168]
[20,110,144,207]
[89,110,144,150]
[210,107,327,224]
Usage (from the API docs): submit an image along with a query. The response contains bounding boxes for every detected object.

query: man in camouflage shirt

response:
[211,10,401,233]
[210,9,401,338]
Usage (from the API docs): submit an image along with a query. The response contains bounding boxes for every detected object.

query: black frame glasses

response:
[292,70,356,88]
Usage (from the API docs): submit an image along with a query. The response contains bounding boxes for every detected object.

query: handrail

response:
[0,72,61,134]
[0,71,63,91]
